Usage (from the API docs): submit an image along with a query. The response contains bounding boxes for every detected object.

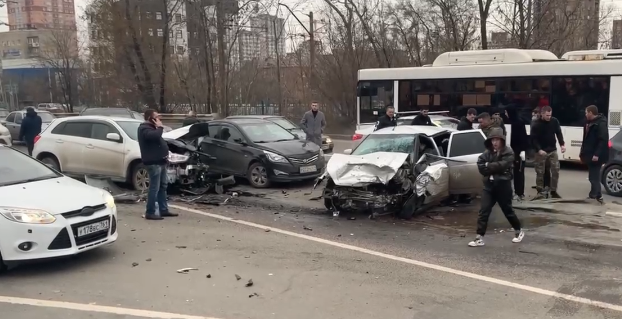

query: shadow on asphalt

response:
[2,248,114,277]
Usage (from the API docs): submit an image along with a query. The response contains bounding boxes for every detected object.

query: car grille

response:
[71,215,111,246]
[289,154,319,164]
[62,204,106,219]
[48,228,72,250]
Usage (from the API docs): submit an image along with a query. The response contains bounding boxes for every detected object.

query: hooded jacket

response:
[477,127,514,185]
[580,114,609,164]
[19,108,42,143]
[411,114,433,126]
[480,116,506,137]
[456,116,473,131]
[137,122,169,165]
[504,105,529,152]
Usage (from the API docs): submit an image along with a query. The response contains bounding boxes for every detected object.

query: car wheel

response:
[604,165,622,196]
[132,163,150,191]
[247,162,271,188]
[40,155,60,171]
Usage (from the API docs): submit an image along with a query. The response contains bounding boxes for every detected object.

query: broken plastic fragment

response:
[176,268,198,274]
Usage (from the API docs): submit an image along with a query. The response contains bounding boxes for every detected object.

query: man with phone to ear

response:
[138,109,178,220]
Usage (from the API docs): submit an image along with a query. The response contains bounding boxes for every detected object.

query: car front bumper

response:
[267,157,327,182]
[0,206,118,263]
[0,135,11,147]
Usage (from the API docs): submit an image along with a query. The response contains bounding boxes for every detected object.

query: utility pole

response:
[308,11,315,100]
[216,0,228,116]
[273,18,282,115]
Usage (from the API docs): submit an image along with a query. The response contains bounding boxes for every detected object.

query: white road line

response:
[606,211,622,217]
[0,295,221,319]
[170,204,622,313]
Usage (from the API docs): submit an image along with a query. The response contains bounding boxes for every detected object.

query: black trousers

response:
[477,180,522,236]
[26,141,34,156]
[587,163,602,198]
[513,155,525,196]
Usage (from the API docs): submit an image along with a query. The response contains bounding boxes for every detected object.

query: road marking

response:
[606,211,622,217]
[0,295,221,319]
[171,204,622,313]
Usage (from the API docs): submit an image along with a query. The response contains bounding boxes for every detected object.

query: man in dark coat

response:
[457,108,477,131]
[504,105,529,201]
[411,107,433,126]
[531,106,565,199]
[580,105,609,203]
[182,110,200,127]
[374,105,396,131]
[19,107,42,156]
[469,127,524,247]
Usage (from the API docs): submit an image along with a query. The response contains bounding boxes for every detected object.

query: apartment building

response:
[249,14,286,60]
[6,0,77,31]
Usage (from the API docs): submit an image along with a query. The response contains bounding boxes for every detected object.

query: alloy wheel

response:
[606,168,622,193]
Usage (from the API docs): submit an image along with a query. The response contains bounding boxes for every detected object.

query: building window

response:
[146,11,152,19]
[177,46,184,54]
[157,28,163,37]
[148,28,153,36]
[175,13,181,22]
[176,30,182,38]
[193,31,197,38]
[156,12,162,20]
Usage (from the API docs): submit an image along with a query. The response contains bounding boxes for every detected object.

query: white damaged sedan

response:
[0,145,118,271]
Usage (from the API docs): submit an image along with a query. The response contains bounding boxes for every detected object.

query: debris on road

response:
[206,274,212,278]
[146,258,152,262]
[177,268,199,274]
[235,274,242,280]
[84,175,144,203]
[132,262,139,267]
[249,292,259,298]
[175,245,187,249]
[246,279,254,287]
[303,225,313,231]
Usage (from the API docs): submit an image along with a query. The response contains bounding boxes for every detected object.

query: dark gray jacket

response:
[477,127,514,186]
[300,110,326,145]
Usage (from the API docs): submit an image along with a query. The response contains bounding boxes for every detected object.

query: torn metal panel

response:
[326,152,410,187]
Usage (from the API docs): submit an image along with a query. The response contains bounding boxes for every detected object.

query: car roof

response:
[82,107,131,111]
[371,125,454,135]
[58,116,142,123]
[226,115,282,119]
[398,115,456,120]
[13,109,52,113]
[213,118,272,125]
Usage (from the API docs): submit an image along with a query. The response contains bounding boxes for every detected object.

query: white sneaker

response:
[468,235,485,247]
[512,230,525,243]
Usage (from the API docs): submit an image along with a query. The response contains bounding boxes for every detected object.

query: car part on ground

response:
[84,175,145,203]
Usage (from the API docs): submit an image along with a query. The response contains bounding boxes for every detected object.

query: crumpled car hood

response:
[326,152,410,187]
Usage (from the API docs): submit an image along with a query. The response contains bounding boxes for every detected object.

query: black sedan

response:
[197,119,325,188]
[601,130,622,196]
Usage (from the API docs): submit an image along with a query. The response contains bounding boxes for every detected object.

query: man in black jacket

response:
[374,105,396,131]
[138,109,178,220]
[19,107,42,156]
[504,105,529,201]
[411,107,433,126]
[469,127,524,247]
[580,105,609,203]
[457,108,477,131]
[531,106,565,199]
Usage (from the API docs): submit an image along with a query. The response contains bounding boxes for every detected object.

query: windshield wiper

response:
[0,175,59,187]
[273,139,294,142]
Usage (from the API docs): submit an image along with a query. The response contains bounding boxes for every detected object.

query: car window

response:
[58,122,92,138]
[434,119,459,129]
[37,112,55,123]
[81,108,132,118]
[448,131,486,157]
[208,124,222,138]
[239,122,296,143]
[14,113,23,124]
[91,122,118,140]
[268,117,298,130]
[115,121,141,140]
[214,125,244,142]
[352,134,415,155]
[0,147,61,187]
[5,113,15,123]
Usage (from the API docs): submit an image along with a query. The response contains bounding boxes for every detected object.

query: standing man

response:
[530,108,550,190]
[580,105,609,203]
[411,107,433,126]
[300,101,326,147]
[182,110,200,127]
[19,107,42,156]
[138,109,178,221]
[469,127,524,247]
[457,108,477,131]
[477,112,505,137]
[531,106,565,199]
[374,105,397,131]
[504,106,529,201]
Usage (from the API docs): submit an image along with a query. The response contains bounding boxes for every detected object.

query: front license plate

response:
[300,165,317,174]
[77,220,110,237]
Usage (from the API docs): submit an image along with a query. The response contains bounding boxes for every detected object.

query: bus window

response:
[551,76,610,127]
[358,81,393,123]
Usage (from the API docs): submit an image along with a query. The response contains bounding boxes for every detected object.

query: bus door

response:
[356,81,394,130]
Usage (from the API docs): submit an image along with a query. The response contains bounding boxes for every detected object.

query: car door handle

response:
[86,144,94,149]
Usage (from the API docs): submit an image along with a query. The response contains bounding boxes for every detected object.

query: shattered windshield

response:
[352,134,415,155]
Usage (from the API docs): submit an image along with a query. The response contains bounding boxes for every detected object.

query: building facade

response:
[6,0,77,31]
[249,14,286,61]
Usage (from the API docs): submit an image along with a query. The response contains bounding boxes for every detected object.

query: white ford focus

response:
[0,145,118,271]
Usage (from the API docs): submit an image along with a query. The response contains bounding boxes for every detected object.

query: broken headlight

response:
[168,152,190,164]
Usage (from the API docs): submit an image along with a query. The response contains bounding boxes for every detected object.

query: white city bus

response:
[356,48,622,162]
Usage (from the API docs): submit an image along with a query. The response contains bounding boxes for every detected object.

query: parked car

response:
[0,145,118,271]
[0,122,12,146]
[164,118,326,188]
[0,110,56,142]
[37,103,65,113]
[318,125,486,219]
[79,107,172,132]
[226,115,335,153]
[351,115,461,149]
[601,130,622,196]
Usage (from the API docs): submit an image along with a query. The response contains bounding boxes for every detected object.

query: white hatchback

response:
[0,145,118,271]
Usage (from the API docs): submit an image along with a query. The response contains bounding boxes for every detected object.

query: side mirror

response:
[343,148,352,155]
[106,133,122,142]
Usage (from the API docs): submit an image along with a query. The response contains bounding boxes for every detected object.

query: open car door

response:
[446,130,487,195]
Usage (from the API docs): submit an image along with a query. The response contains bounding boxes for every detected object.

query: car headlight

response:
[325,138,332,143]
[168,151,190,164]
[103,191,116,209]
[263,150,287,163]
[0,207,56,224]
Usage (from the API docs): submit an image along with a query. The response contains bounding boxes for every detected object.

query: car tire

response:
[603,164,622,196]
[247,162,271,188]
[131,163,150,192]
[40,155,61,171]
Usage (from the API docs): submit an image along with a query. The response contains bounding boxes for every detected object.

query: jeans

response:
[477,180,522,236]
[588,163,602,198]
[146,164,169,216]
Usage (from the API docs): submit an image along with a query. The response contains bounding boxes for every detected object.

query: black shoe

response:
[144,214,164,220]
[550,191,561,199]
[160,211,179,217]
